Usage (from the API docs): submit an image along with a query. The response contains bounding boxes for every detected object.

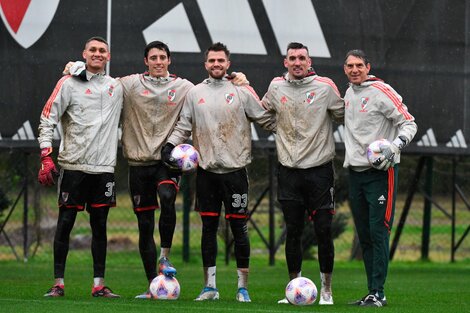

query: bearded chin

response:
[209,69,225,79]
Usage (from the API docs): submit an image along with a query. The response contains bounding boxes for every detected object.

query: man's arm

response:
[37,77,71,185]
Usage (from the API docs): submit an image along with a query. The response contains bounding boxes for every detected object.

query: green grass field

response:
[0,255,469,313]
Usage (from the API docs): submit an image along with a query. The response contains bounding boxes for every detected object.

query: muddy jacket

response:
[38,71,123,173]
[120,73,194,165]
[167,76,276,174]
[343,76,417,169]
[262,72,344,168]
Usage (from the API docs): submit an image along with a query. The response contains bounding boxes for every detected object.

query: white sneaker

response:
[277,297,289,304]
[194,287,219,301]
[319,290,334,305]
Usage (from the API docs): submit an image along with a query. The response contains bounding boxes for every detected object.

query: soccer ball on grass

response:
[285,277,317,306]
[149,274,180,300]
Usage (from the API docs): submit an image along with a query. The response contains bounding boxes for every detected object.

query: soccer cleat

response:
[44,284,64,297]
[319,290,334,305]
[349,294,369,305]
[194,286,219,301]
[236,287,251,302]
[277,297,289,304]
[158,257,177,277]
[91,286,120,298]
[360,294,387,307]
[135,290,153,299]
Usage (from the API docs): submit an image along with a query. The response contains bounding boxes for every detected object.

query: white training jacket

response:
[167,76,276,174]
[343,76,417,169]
[38,70,123,173]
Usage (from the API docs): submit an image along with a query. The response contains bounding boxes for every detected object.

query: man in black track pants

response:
[262,42,344,305]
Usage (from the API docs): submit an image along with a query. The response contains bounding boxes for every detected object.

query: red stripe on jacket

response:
[371,83,413,120]
[42,75,71,118]
[315,76,341,97]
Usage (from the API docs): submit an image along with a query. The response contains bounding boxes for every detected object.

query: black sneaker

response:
[360,294,387,307]
[349,294,368,305]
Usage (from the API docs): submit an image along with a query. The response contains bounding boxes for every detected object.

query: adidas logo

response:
[378,195,386,204]
[85,88,92,94]
[142,1,329,57]
[416,128,437,147]
[11,121,35,140]
[446,129,467,148]
[198,98,205,104]
[142,89,150,95]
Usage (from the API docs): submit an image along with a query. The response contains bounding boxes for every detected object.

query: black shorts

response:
[196,167,249,219]
[58,169,116,211]
[277,161,335,215]
[128,163,179,212]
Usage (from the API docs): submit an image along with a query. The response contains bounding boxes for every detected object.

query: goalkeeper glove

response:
[379,136,407,170]
[38,147,58,186]
[161,143,180,171]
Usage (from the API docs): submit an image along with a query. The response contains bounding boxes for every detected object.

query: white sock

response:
[160,247,170,259]
[205,266,216,288]
[55,278,64,286]
[93,277,104,287]
[237,268,249,289]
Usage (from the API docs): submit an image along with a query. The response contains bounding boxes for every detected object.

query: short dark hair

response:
[204,42,230,61]
[84,36,108,49]
[286,42,309,55]
[344,49,369,65]
[144,41,171,59]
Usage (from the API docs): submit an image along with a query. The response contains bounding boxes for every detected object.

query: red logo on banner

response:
[0,0,60,48]
[0,0,30,33]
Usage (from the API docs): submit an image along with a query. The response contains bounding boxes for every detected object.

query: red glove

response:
[38,147,58,186]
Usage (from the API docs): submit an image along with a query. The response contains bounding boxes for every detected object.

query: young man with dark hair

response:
[262,42,344,305]
[38,36,122,298]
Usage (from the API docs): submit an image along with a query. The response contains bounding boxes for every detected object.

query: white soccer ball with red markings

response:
[149,275,180,300]
[170,144,200,173]
[367,139,391,169]
[285,277,317,306]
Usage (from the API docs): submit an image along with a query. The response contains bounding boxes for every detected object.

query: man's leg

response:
[313,209,334,305]
[44,207,77,297]
[136,210,157,281]
[157,180,178,276]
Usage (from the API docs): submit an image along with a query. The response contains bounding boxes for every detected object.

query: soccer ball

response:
[367,139,391,169]
[285,277,317,306]
[170,143,200,173]
[149,275,180,300]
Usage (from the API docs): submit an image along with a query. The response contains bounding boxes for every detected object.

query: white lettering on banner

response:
[142,0,330,57]
[261,0,330,57]
[12,120,35,140]
[142,3,200,53]
[197,0,266,55]
[0,0,60,49]
[416,128,438,147]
